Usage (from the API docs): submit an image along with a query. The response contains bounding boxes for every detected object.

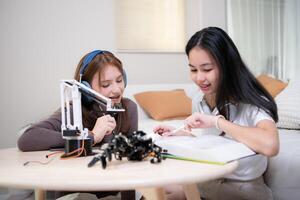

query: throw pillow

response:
[257,74,288,97]
[134,89,192,120]
[275,79,300,129]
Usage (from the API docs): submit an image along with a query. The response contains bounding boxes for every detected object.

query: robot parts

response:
[88,131,164,169]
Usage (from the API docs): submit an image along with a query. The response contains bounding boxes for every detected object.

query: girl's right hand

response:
[91,115,116,143]
[153,125,193,137]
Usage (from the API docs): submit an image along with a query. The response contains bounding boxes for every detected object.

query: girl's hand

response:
[153,125,175,136]
[92,115,116,143]
[185,112,217,129]
[153,125,193,137]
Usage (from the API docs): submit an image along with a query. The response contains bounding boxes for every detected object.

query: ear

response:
[122,69,127,87]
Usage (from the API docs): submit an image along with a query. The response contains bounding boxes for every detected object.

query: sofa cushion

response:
[134,89,192,120]
[124,84,198,120]
[256,74,288,98]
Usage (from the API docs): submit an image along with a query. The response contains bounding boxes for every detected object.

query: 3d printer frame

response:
[60,80,124,157]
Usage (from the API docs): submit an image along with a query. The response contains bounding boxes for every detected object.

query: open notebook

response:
[154,134,256,165]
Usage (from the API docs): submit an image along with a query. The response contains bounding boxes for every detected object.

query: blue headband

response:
[79,50,106,76]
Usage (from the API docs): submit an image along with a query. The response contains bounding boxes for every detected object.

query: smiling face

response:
[188,47,220,98]
[91,65,125,105]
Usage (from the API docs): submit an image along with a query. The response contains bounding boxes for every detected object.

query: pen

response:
[171,125,196,136]
[171,125,185,134]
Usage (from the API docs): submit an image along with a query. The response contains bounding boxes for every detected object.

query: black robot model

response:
[88,131,164,169]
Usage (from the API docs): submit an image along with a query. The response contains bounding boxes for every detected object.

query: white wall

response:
[0,0,226,148]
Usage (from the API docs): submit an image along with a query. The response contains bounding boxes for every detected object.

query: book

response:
[154,134,256,165]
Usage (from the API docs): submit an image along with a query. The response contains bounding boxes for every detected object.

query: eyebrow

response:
[188,63,213,68]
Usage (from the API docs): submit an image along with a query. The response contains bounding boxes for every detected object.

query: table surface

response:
[0,148,238,192]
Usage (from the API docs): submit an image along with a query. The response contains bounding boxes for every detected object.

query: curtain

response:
[282,0,300,80]
[227,0,300,81]
[115,0,186,52]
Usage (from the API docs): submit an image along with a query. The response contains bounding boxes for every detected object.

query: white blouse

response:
[192,94,274,181]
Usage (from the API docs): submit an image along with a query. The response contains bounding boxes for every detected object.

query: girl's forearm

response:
[217,118,279,156]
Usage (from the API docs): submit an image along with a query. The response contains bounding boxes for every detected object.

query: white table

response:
[0,148,238,200]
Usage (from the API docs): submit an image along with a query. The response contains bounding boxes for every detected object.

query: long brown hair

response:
[74,51,130,134]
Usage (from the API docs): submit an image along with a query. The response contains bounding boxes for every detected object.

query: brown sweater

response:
[18,98,138,151]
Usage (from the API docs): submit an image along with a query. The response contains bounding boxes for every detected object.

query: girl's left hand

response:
[153,125,175,136]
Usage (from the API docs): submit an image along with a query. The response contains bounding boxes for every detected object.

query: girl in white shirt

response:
[154,27,279,200]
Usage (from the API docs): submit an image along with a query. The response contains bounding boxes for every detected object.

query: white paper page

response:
[155,135,255,163]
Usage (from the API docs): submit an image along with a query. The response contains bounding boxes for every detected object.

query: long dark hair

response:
[74,51,130,133]
[186,27,278,122]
